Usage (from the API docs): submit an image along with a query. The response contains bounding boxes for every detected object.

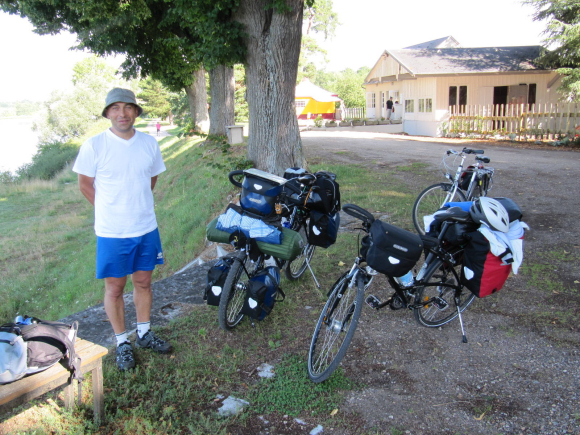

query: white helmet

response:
[469,197,510,232]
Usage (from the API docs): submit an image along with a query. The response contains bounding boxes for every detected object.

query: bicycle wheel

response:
[308,271,365,383]
[218,251,250,331]
[285,224,316,280]
[413,249,475,327]
[412,183,467,235]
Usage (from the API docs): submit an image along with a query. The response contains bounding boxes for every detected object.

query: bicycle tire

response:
[413,249,475,327]
[218,251,249,331]
[285,223,316,281]
[308,271,365,383]
[412,183,467,235]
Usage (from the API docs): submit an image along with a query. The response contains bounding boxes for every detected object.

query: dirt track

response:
[301,131,580,435]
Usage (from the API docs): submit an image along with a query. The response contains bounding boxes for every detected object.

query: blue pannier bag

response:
[308,211,340,248]
[241,266,285,320]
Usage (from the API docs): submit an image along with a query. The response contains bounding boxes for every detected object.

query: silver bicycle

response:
[412,147,494,235]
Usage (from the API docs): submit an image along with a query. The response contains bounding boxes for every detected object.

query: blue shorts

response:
[96,228,164,279]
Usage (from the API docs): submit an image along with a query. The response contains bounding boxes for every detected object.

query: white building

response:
[363,36,561,137]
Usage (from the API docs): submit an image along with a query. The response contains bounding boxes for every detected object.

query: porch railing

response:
[447,103,580,139]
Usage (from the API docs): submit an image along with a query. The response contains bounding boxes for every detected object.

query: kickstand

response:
[456,297,468,343]
[305,256,321,289]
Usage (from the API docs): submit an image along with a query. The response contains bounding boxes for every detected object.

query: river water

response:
[0,117,40,173]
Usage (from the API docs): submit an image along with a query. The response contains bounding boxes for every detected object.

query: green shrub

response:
[17,141,79,181]
[314,115,324,128]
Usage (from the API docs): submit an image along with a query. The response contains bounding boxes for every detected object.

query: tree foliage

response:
[138,78,173,119]
[525,0,580,100]
[314,67,369,108]
[33,56,131,142]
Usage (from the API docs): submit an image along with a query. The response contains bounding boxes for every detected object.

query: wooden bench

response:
[0,338,108,424]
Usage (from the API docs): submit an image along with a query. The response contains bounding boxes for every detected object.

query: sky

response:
[0,0,546,102]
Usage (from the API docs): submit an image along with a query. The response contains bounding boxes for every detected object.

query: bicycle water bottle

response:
[394,271,414,287]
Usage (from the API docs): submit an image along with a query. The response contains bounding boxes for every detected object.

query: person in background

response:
[386,96,394,120]
[156,121,161,137]
[73,88,172,371]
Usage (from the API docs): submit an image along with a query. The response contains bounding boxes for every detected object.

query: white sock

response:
[115,331,129,346]
[137,322,151,339]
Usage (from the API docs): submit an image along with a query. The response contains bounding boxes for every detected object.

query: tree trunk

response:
[184,68,210,134]
[234,0,306,175]
[209,65,235,136]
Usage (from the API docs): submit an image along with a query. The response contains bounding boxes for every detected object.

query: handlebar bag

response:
[240,169,286,218]
[241,266,284,320]
[365,219,423,276]
[204,256,235,306]
[308,211,340,248]
[461,230,511,297]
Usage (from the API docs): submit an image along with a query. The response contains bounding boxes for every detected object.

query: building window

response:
[426,98,432,112]
[449,86,467,110]
[405,100,414,113]
[419,99,425,112]
[382,92,385,108]
[371,93,376,108]
[528,84,537,108]
[295,100,306,108]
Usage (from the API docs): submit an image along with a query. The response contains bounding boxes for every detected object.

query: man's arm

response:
[78,174,96,206]
[151,175,158,190]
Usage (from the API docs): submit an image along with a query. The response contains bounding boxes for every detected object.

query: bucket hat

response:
[102,88,143,117]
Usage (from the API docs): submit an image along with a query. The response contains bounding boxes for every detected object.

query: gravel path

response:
[301,131,580,435]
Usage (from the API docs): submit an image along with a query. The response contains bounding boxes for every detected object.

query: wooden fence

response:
[447,103,580,139]
[343,107,366,120]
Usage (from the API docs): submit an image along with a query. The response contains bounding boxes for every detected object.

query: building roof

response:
[389,46,544,76]
[404,36,460,49]
[295,79,341,103]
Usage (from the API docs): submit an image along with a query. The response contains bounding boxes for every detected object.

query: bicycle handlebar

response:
[228,170,244,188]
[462,147,484,154]
[342,204,375,226]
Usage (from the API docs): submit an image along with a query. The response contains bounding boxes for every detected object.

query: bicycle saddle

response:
[433,206,471,223]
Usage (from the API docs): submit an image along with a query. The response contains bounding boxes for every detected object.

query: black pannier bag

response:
[0,317,82,385]
[241,266,285,320]
[364,219,423,276]
[461,231,512,298]
[426,207,478,245]
[205,256,235,306]
[306,172,341,215]
[308,211,340,248]
[240,169,287,218]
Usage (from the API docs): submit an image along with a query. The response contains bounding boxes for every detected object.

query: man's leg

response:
[133,269,172,353]
[104,275,137,371]
[104,276,128,334]
[132,270,153,323]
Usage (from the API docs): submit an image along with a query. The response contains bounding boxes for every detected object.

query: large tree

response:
[1,0,308,173]
[525,0,580,100]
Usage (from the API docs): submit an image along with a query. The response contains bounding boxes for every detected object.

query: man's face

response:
[106,102,139,135]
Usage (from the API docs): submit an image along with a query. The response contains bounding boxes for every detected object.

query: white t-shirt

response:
[73,129,166,238]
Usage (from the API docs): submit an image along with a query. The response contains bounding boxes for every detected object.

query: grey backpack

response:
[0,317,82,385]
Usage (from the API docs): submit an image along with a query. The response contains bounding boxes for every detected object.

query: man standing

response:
[73,88,172,371]
[386,96,394,120]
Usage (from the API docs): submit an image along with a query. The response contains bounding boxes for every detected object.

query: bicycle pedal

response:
[365,295,381,309]
[432,297,449,310]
